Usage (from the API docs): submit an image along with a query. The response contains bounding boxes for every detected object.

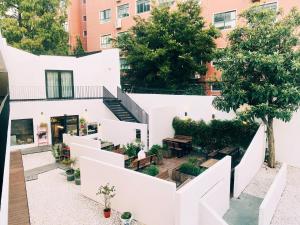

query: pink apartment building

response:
[67,0,299,95]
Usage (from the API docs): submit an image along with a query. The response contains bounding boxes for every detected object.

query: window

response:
[118,4,129,18]
[83,16,87,21]
[83,30,87,36]
[120,58,130,71]
[11,119,34,146]
[211,82,222,91]
[214,10,236,30]
[100,9,111,23]
[87,123,98,135]
[137,0,150,14]
[100,34,112,48]
[136,129,141,141]
[45,70,74,99]
[83,0,86,3]
[158,0,174,7]
[260,2,277,11]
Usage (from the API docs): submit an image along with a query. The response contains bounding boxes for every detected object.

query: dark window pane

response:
[11,119,34,146]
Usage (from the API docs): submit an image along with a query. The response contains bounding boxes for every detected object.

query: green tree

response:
[0,0,69,55]
[213,6,300,168]
[72,36,85,57]
[116,0,219,92]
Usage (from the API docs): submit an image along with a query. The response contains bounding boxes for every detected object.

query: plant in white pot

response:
[121,211,132,225]
[96,183,116,218]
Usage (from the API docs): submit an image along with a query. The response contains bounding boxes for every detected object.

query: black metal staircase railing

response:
[0,95,10,201]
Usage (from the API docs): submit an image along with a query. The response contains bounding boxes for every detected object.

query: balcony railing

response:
[9,86,104,101]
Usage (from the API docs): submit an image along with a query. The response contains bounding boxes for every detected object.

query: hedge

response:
[172,117,259,150]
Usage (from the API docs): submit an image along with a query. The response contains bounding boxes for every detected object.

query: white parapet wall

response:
[98,119,148,150]
[258,164,287,225]
[80,156,176,225]
[70,143,124,169]
[234,125,266,198]
[199,201,229,225]
[63,133,101,149]
[175,156,231,225]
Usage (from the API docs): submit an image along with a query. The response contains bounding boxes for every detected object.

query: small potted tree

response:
[74,169,81,185]
[121,211,133,225]
[96,183,116,218]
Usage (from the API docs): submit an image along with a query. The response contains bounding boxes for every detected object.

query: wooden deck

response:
[8,150,30,225]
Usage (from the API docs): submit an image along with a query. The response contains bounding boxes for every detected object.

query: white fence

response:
[234,125,266,198]
[98,119,148,150]
[63,133,101,149]
[70,143,124,169]
[258,164,287,225]
[199,201,229,225]
[175,157,231,225]
[80,156,176,225]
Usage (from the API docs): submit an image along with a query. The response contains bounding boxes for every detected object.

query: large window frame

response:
[100,34,112,48]
[213,10,236,30]
[118,4,129,18]
[45,70,74,99]
[11,119,34,146]
[137,0,150,14]
[260,2,277,11]
[100,9,111,24]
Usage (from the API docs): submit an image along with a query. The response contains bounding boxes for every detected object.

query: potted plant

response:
[51,144,61,162]
[62,158,75,181]
[148,144,163,165]
[120,211,132,225]
[74,169,81,185]
[96,183,116,218]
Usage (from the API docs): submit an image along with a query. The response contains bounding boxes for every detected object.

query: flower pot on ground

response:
[74,169,81,185]
[66,169,75,181]
[121,212,132,225]
[96,183,116,219]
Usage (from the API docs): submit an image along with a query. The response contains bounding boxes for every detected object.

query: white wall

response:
[70,143,124,169]
[9,99,117,150]
[175,157,231,225]
[80,157,176,225]
[234,125,266,198]
[258,164,287,225]
[129,94,235,121]
[274,110,300,168]
[148,106,177,147]
[98,119,148,150]
[63,134,101,149]
[198,201,229,225]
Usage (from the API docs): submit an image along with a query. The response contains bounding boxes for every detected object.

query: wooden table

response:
[163,137,192,144]
[219,147,239,156]
[163,137,192,157]
[200,158,219,168]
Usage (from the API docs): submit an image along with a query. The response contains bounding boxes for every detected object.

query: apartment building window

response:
[118,4,129,18]
[45,70,74,99]
[260,2,277,11]
[83,30,87,36]
[11,119,34,146]
[214,10,236,30]
[120,58,130,71]
[83,16,87,21]
[158,0,174,7]
[100,34,112,48]
[211,82,222,91]
[83,0,86,3]
[100,9,111,23]
[137,0,150,14]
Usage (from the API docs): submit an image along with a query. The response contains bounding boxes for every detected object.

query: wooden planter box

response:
[171,167,195,184]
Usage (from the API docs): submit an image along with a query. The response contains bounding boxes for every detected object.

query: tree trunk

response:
[266,118,276,168]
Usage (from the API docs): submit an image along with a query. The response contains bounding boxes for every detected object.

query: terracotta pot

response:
[103,208,111,218]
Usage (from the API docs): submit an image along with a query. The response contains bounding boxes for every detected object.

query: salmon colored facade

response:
[67,0,300,95]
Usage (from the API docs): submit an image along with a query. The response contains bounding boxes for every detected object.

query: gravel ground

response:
[22,151,55,171]
[26,169,143,225]
[271,166,300,225]
[244,162,280,198]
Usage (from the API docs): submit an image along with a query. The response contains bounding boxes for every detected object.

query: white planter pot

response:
[120,217,132,225]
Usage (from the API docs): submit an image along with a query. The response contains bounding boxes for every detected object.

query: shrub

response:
[148,144,163,161]
[188,157,198,166]
[74,169,80,178]
[179,162,203,176]
[124,142,140,157]
[121,212,132,219]
[143,165,159,176]
[172,117,259,151]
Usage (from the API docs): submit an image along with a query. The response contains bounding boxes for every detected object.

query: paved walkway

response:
[8,150,30,225]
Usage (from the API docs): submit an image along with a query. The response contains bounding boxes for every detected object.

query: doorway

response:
[50,115,79,144]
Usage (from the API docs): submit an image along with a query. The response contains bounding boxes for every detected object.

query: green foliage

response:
[124,142,141,157]
[51,144,61,159]
[121,212,132,220]
[66,168,74,175]
[213,6,300,123]
[116,0,219,92]
[179,162,204,176]
[96,183,116,210]
[148,144,163,161]
[172,117,259,150]
[143,165,159,176]
[74,169,80,178]
[0,0,69,55]
[72,36,85,57]
[188,157,198,166]
[61,158,75,167]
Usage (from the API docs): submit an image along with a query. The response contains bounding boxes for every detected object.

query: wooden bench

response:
[156,169,169,180]
[130,155,156,171]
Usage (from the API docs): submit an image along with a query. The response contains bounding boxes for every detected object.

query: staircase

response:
[104,99,139,123]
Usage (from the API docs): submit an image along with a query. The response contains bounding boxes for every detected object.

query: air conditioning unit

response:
[116,19,122,29]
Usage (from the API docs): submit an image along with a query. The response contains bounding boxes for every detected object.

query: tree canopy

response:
[116,0,219,93]
[72,36,85,57]
[213,5,300,167]
[0,0,69,55]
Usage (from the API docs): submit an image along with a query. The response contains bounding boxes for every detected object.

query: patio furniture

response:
[200,158,219,168]
[163,137,192,157]
[130,155,156,171]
